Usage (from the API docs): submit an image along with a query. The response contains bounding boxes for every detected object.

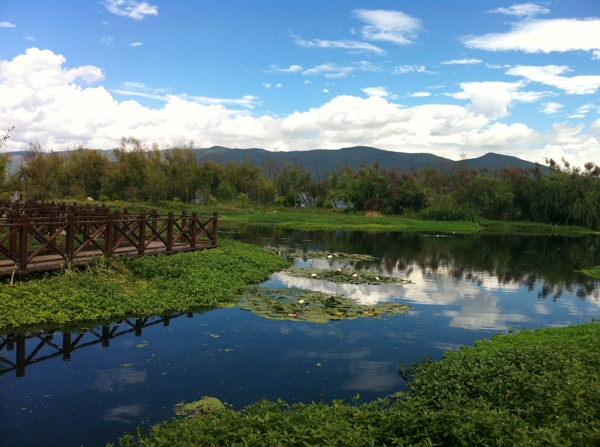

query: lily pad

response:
[267,247,377,262]
[238,287,411,323]
[287,267,412,285]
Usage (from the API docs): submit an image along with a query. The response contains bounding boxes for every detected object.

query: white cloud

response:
[488,3,550,17]
[393,64,428,74]
[103,0,158,20]
[101,36,115,47]
[361,86,394,98]
[507,65,600,94]
[353,9,422,45]
[294,36,385,55]
[267,64,303,74]
[461,122,537,148]
[450,81,543,119]
[441,58,482,65]
[0,21,16,28]
[410,92,431,97]
[129,42,143,47]
[1,48,598,167]
[541,102,563,114]
[303,61,380,78]
[463,18,600,55]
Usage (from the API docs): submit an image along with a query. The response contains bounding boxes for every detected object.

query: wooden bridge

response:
[0,201,218,277]
[0,312,198,377]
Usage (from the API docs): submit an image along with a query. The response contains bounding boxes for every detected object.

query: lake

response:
[1,227,599,447]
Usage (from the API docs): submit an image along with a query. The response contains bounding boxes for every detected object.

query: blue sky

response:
[1,1,599,167]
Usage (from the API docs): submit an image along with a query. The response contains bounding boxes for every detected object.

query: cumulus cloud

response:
[450,81,543,119]
[353,9,422,45]
[488,3,550,17]
[0,21,16,28]
[294,36,385,55]
[463,18,600,55]
[103,0,158,20]
[1,48,599,167]
[507,65,600,95]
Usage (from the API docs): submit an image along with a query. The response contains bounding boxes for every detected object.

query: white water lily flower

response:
[352,273,358,277]
[375,276,379,280]
[311,273,317,277]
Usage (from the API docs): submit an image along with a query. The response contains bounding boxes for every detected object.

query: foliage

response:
[174,397,225,418]
[113,323,600,446]
[7,139,600,228]
[0,239,289,332]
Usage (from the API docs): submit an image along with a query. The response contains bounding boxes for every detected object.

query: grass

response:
[113,322,600,446]
[90,199,598,236]
[0,239,289,332]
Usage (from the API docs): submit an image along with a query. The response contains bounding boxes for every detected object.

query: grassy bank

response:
[114,322,600,446]
[0,239,289,332]
[98,200,596,236]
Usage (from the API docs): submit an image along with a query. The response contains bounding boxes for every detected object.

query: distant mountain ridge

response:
[5,145,543,176]
[193,146,542,177]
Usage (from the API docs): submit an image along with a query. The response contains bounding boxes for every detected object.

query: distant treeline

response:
[3,137,600,229]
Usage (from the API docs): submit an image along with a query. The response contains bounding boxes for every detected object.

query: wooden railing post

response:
[66,213,75,264]
[213,211,219,247]
[181,210,187,244]
[19,213,28,271]
[167,212,174,253]
[191,212,198,248]
[105,213,114,256]
[138,209,146,255]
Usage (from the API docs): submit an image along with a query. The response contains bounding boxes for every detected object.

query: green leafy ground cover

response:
[114,322,600,446]
[580,266,600,279]
[0,239,289,332]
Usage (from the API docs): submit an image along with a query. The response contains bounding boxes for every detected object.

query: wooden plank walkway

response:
[0,202,218,277]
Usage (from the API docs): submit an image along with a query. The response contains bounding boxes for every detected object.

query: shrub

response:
[419,206,479,223]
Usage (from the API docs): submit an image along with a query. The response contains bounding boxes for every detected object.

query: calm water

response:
[1,227,600,447]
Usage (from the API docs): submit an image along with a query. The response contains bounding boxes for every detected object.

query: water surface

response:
[1,228,599,447]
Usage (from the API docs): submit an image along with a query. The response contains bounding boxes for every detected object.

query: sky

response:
[1,0,599,167]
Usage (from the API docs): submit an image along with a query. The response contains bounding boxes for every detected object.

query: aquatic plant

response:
[0,239,289,332]
[286,267,411,285]
[238,287,411,323]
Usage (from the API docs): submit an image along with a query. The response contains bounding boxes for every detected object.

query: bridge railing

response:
[0,204,218,275]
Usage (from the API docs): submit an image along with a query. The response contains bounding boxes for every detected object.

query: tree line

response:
[2,137,600,229]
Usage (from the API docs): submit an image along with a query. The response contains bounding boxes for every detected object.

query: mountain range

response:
[5,146,544,177]
[194,146,544,178]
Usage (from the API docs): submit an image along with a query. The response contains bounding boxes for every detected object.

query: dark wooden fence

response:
[0,201,218,276]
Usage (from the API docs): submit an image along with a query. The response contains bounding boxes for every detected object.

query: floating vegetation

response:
[267,247,377,262]
[238,287,411,323]
[286,267,412,285]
